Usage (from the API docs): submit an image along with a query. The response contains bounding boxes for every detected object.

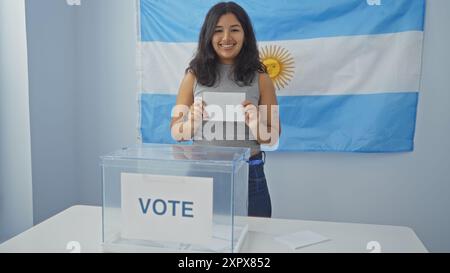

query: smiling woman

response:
[169,1,281,218]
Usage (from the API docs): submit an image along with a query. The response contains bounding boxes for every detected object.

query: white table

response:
[0,205,427,253]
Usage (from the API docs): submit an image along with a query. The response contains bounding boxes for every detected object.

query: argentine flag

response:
[137,0,425,152]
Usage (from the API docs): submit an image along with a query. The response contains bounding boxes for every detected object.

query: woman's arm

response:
[170,71,202,141]
[243,73,281,146]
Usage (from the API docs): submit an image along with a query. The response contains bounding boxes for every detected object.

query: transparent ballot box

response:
[101,143,250,252]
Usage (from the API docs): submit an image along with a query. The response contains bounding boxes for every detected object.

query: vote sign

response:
[121,173,213,245]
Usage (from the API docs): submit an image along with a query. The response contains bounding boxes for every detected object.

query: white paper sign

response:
[121,173,213,245]
[202,92,245,122]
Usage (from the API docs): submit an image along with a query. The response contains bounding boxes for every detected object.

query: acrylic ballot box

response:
[101,143,250,253]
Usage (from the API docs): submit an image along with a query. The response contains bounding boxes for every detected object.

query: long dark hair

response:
[187,1,266,87]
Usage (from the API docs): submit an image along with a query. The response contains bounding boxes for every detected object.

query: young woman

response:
[170,2,280,217]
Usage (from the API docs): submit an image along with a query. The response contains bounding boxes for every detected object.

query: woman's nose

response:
[222,30,231,41]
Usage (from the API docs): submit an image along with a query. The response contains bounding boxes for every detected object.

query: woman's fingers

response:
[193,108,202,121]
[243,103,258,127]
[241,100,253,107]
[193,100,210,120]
[243,104,257,116]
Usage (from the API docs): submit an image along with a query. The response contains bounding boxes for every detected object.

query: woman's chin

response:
[218,54,237,63]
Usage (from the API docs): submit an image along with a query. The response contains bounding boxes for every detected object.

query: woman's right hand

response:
[187,99,207,136]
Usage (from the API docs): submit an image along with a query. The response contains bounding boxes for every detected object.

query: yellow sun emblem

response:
[260,45,295,90]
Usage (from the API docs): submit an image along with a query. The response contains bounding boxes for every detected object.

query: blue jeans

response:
[248,152,272,218]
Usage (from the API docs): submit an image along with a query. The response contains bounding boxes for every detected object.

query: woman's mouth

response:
[219,43,236,50]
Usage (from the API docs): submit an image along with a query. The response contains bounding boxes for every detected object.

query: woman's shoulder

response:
[257,62,268,74]
[256,65,271,86]
[181,69,197,86]
[258,71,271,83]
[185,69,197,80]
[178,69,197,95]
[258,71,275,95]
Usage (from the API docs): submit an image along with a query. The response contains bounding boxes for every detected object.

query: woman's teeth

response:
[220,44,235,48]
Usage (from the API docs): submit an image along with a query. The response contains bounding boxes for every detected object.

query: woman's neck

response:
[218,58,235,65]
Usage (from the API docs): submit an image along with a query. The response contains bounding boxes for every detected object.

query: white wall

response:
[75,0,138,205]
[19,0,450,251]
[24,0,136,226]
[25,0,79,224]
[0,0,34,242]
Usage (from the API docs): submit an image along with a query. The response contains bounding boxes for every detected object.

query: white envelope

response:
[274,230,330,250]
[202,92,245,122]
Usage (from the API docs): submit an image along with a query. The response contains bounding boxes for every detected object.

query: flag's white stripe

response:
[141,41,195,94]
[141,31,422,96]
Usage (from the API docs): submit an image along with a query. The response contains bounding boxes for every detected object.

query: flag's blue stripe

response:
[140,0,425,43]
[276,92,418,152]
[140,94,178,144]
[140,92,418,152]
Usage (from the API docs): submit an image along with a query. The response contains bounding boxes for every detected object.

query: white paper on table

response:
[202,92,245,122]
[274,230,330,250]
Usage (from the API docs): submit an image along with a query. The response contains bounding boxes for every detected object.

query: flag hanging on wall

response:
[137,0,425,152]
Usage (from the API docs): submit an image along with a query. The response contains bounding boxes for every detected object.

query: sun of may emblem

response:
[260,45,295,90]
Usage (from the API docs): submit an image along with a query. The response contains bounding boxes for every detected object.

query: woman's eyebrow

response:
[215,24,241,28]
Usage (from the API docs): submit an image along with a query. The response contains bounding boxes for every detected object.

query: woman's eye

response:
[231,29,240,32]
[214,29,223,33]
